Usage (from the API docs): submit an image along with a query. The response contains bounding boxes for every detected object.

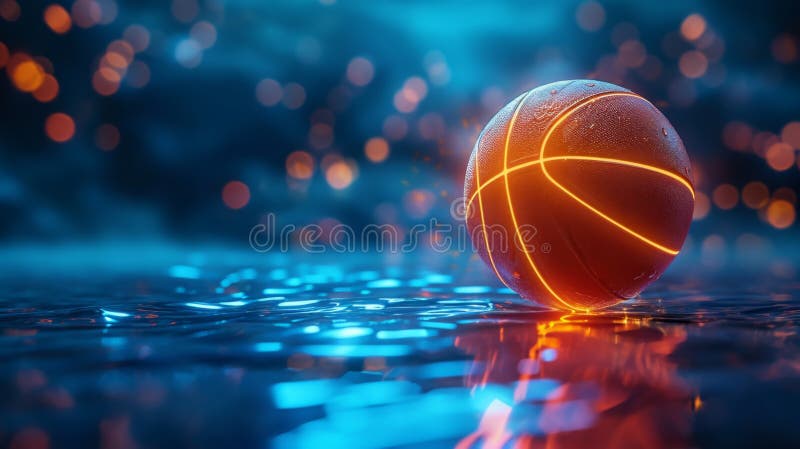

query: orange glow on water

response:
[364,137,390,163]
[456,318,691,449]
[286,151,315,180]
[45,113,75,143]
[44,4,72,34]
[222,181,250,210]
[32,74,59,102]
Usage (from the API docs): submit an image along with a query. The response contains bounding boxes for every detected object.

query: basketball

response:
[465,80,694,311]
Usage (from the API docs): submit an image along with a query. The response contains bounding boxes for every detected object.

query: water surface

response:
[1,249,798,449]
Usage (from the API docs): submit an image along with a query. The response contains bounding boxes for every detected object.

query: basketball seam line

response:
[473,115,511,289]
[501,89,582,311]
[466,155,695,214]
[476,89,693,311]
[539,91,686,255]
[468,92,694,255]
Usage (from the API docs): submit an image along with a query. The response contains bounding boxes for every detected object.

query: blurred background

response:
[3,3,800,448]
[1,0,799,268]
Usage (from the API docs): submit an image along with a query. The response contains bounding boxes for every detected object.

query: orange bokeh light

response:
[692,191,710,220]
[286,151,315,180]
[95,123,120,151]
[222,180,250,210]
[679,50,708,78]
[256,78,282,107]
[765,142,795,171]
[103,51,129,70]
[309,123,333,149]
[771,34,798,64]
[171,0,198,23]
[781,121,800,149]
[382,115,408,141]
[721,121,752,151]
[364,137,390,163]
[190,21,217,49]
[45,113,76,143]
[403,77,428,102]
[0,0,20,21]
[71,0,101,28]
[98,66,122,82]
[766,200,796,229]
[404,189,436,218]
[346,57,374,87]
[773,187,797,204]
[92,70,120,96]
[282,82,306,109]
[32,74,59,102]
[0,42,8,69]
[44,4,72,34]
[123,24,150,53]
[126,61,150,88]
[107,40,134,65]
[618,40,646,68]
[712,184,739,210]
[325,161,354,189]
[680,14,706,41]
[575,1,605,32]
[741,182,769,209]
[11,59,45,92]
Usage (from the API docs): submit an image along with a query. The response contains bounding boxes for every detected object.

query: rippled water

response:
[1,248,799,449]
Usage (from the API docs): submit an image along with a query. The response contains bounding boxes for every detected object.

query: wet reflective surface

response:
[1,249,799,449]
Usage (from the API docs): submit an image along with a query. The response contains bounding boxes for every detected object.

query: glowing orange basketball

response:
[465,80,694,311]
